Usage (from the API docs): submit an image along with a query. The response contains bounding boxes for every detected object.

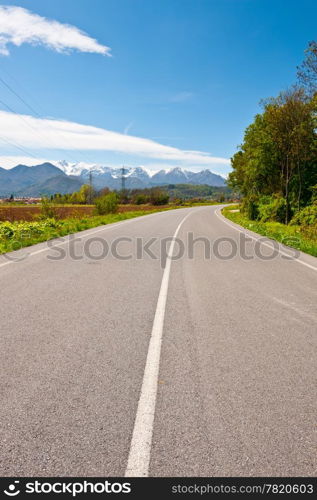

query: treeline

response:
[228,41,317,225]
[49,183,232,207]
[161,183,231,201]
[50,185,170,206]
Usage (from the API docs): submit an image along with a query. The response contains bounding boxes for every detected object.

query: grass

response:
[0,201,227,255]
[222,205,317,257]
[0,208,175,255]
[184,200,222,206]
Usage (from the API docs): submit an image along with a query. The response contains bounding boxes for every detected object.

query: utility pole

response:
[89,170,93,204]
[121,166,126,192]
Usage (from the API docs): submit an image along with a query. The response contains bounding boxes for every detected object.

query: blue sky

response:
[0,0,316,174]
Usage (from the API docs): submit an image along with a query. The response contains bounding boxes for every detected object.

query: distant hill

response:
[18,175,84,197]
[0,162,68,196]
[187,169,226,187]
[157,183,230,200]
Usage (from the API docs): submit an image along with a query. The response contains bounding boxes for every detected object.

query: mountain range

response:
[0,161,226,197]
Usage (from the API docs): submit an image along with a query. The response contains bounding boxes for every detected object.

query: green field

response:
[0,202,222,255]
[0,209,167,255]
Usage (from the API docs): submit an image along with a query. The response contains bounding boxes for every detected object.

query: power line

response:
[0,73,95,166]
[0,135,39,159]
[0,76,41,118]
[89,170,93,203]
[0,98,47,134]
[0,69,58,161]
[121,166,127,192]
[1,66,46,115]
[0,96,80,165]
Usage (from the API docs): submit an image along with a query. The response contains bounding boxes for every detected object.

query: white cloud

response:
[0,6,111,56]
[0,110,230,170]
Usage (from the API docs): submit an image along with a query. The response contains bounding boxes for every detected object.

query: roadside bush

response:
[217,194,225,203]
[300,224,317,241]
[0,222,14,238]
[132,193,149,205]
[149,189,169,206]
[0,219,61,242]
[173,198,185,205]
[40,197,56,219]
[94,192,119,215]
[258,196,288,223]
[119,191,130,204]
[241,195,259,220]
[290,203,317,226]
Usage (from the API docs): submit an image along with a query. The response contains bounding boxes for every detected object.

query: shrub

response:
[119,191,130,204]
[70,184,94,204]
[241,195,259,220]
[40,197,56,219]
[0,219,61,243]
[132,193,149,205]
[0,222,14,238]
[150,189,169,206]
[258,196,288,223]
[94,192,119,215]
[174,198,185,205]
[290,203,317,226]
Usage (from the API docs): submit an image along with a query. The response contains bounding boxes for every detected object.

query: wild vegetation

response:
[0,209,175,255]
[226,41,317,253]
[48,183,231,206]
[48,185,172,206]
[0,182,229,253]
[155,183,231,202]
[222,205,317,257]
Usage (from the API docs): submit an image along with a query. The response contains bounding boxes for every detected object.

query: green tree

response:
[149,188,169,205]
[297,40,317,96]
[40,197,56,218]
[70,184,94,204]
[229,87,317,223]
[94,192,119,214]
[264,88,316,217]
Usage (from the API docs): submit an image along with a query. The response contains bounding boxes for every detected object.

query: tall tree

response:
[297,40,317,96]
[229,87,317,222]
[264,88,316,216]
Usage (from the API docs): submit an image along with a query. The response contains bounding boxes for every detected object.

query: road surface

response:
[0,206,316,476]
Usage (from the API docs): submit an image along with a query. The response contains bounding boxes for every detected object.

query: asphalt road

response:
[0,206,316,477]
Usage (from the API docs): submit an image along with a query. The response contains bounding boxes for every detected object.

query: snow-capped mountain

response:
[187,169,226,186]
[53,162,226,188]
[152,167,190,185]
[0,161,226,196]
[55,160,112,177]
[128,166,151,183]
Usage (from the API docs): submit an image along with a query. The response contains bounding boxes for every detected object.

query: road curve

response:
[0,206,316,476]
